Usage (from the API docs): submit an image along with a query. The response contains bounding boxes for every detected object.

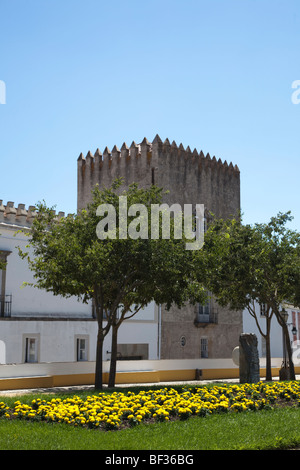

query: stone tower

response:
[77,134,242,360]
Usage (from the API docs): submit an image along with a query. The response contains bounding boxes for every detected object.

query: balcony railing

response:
[0,294,12,317]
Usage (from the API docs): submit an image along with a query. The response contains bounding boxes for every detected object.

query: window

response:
[151,167,155,185]
[198,299,210,317]
[200,338,208,358]
[260,304,267,317]
[76,336,88,361]
[0,250,12,317]
[197,291,211,322]
[24,336,39,363]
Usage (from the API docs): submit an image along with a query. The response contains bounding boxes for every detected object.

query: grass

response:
[1,407,300,450]
[0,383,300,450]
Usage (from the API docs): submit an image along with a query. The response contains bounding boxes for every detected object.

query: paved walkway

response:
[0,378,240,397]
[1,376,299,397]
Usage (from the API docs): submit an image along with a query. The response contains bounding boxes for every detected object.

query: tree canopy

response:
[196,211,300,380]
[19,180,206,388]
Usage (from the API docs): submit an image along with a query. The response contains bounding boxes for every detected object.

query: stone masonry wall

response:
[77,134,242,360]
[77,134,240,217]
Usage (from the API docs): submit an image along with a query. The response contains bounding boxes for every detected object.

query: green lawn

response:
[1,383,300,451]
[1,405,300,450]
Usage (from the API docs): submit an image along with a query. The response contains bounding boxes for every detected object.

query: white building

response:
[2,198,299,385]
[0,200,159,366]
[243,302,300,359]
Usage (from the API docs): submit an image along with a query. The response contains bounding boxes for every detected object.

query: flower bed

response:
[1,381,300,431]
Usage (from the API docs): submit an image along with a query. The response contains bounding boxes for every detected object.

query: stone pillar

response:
[239,333,260,383]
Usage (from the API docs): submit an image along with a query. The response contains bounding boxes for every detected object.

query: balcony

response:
[194,307,218,327]
[0,294,12,317]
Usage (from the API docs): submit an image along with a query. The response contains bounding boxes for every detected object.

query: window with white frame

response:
[24,335,39,363]
[76,336,89,361]
[197,291,211,322]
[198,299,210,316]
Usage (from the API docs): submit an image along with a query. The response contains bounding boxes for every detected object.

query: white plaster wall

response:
[0,320,96,363]
[0,224,161,364]
[106,314,158,360]
[1,225,156,320]
[0,226,92,316]
[0,310,159,364]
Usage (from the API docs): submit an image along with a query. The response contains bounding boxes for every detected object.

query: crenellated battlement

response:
[77,134,240,219]
[0,200,65,228]
[77,134,239,176]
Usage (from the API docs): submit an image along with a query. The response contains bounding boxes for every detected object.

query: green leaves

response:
[20,180,206,320]
[19,180,209,387]
[196,212,300,312]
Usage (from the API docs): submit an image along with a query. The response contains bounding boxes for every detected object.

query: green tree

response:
[19,180,205,389]
[0,235,7,270]
[0,259,6,271]
[197,211,300,381]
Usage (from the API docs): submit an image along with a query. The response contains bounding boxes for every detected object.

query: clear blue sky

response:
[1,0,300,230]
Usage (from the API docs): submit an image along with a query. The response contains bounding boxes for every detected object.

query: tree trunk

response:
[265,315,272,381]
[94,326,104,390]
[284,323,296,380]
[265,336,272,381]
[275,308,296,381]
[108,323,119,388]
[248,305,273,381]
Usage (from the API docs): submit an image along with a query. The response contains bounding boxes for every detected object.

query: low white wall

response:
[111,358,238,372]
[0,357,267,379]
[0,357,287,385]
[0,361,96,379]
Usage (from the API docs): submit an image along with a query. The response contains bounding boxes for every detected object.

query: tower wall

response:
[77,134,240,218]
[77,134,242,360]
